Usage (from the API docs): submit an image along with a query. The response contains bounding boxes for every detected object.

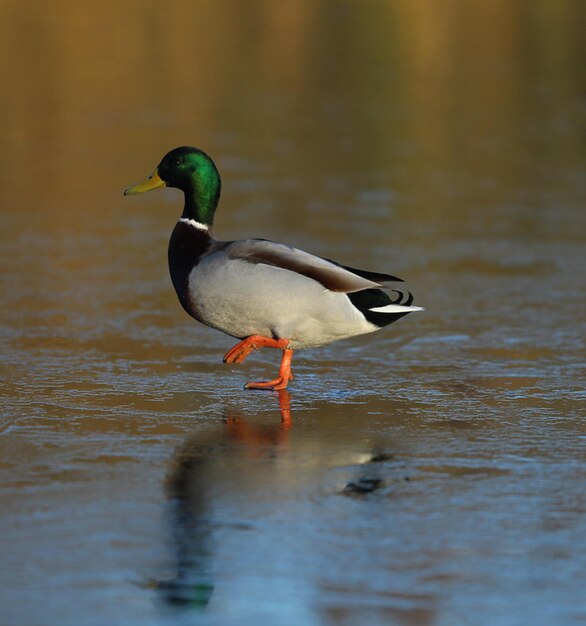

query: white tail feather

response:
[369,304,425,313]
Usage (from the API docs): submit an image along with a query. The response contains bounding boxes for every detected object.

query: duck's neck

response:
[181,175,221,228]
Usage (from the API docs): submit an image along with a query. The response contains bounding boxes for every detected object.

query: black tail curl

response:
[389,289,414,306]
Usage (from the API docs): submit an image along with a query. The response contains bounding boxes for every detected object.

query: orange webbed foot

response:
[244,375,293,391]
[223,341,256,364]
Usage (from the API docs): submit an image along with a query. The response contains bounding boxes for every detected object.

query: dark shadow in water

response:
[341,452,395,497]
[152,391,292,611]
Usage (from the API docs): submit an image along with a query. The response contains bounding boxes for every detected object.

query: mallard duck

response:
[124,147,422,390]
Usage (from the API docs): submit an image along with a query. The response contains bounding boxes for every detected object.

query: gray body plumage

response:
[188,249,378,349]
[176,222,420,349]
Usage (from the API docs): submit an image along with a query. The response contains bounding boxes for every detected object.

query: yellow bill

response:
[124,169,166,195]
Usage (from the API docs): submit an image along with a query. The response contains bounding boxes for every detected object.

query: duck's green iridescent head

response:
[124,146,221,226]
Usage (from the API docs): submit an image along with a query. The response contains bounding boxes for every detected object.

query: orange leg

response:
[223,335,289,364]
[245,348,294,391]
[276,389,292,426]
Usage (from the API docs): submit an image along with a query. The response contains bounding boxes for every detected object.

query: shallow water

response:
[1,2,585,625]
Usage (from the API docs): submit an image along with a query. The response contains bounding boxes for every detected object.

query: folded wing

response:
[224,239,399,293]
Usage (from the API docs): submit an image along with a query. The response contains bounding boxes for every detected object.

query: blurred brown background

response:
[1,0,584,230]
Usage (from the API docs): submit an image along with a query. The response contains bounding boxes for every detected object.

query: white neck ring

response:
[179,217,209,231]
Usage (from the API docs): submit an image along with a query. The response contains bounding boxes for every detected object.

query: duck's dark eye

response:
[172,158,182,166]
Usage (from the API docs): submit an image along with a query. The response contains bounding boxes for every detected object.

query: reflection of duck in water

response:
[155,434,215,608]
[125,147,422,390]
[153,392,292,609]
[153,392,396,615]
[225,390,292,454]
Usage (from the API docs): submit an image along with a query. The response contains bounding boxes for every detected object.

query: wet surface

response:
[1,2,585,625]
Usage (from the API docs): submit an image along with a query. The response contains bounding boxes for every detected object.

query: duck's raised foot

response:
[223,335,289,364]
